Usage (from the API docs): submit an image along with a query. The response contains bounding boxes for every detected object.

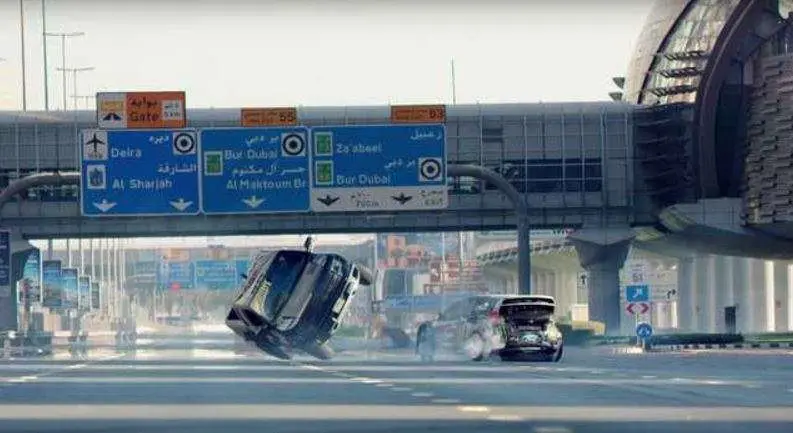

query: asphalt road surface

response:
[0,341,791,432]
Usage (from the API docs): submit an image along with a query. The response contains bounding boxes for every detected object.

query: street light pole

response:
[41,0,48,111]
[56,66,94,110]
[44,31,84,111]
[19,0,27,111]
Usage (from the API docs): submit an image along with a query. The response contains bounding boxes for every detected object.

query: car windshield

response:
[261,251,308,322]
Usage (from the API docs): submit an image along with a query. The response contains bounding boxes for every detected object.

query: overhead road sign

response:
[97,91,187,129]
[626,284,650,302]
[200,127,310,214]
[241,107,298,127]
[626,302,650,315]
[310,124,448,212]
[390,105,446,124]
[80,128,200,216]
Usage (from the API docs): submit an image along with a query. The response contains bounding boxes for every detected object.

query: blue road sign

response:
[61,268,79,309]
[194,260,238,291]
[309,124,448,212]
[636,322,653,339]
[42,260,62,308]
[80,128,200,216]
[0,230,9,288]
[626,284,650,302]
[78,276,91,311]
[200,127,310,214]
[161,262,194,290]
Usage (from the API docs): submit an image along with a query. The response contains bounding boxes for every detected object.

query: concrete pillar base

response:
[572,239,631,336]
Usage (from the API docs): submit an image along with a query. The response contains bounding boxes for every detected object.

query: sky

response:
[1,0,653,249]
[0,0,653,111]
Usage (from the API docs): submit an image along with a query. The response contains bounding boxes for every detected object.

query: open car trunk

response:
[500,302,556,324]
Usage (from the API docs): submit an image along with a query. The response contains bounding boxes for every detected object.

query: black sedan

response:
[226,248,372,360]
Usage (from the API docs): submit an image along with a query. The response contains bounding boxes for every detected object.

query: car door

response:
[434,300,468,349]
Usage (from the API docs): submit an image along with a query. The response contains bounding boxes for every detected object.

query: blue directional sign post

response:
[160,262,195,291]
[200,127,310,214]
[626,284,650,303]
[636,321,653,349]
[309,124,448,212]
[80,128,200,216]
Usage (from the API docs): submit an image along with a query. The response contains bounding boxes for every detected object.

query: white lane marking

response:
[300,365,324,371]
[534,427,573,433]
[458,406,490,413]
[487,414,524,422]
[641,375,656,379]
[432,398,461,404]
[411,392,434,398]
[361,379,382,384]
[374,383,393,388]
[391,387,413,392]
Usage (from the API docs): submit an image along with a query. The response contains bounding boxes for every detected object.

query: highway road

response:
[0,338,791,432]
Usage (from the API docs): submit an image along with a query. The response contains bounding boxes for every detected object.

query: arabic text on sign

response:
[390,105,446,123]
[241,108,298,127]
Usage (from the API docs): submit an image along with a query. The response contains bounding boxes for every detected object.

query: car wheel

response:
[302,341,334,360]
[552,345,564,363]
[254,333,292,360]
[463,333,486,361]
[416,329,436,362]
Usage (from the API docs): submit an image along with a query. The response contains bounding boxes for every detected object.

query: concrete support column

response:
[784,264,793,331]
[734,258,754,334]
[572,239,631,335]
[699,255,718,333]
[531,272,539,296]
[750,259,767,333]
[713,256,735,332]
[677,257,696,332]
[771,261,789,332]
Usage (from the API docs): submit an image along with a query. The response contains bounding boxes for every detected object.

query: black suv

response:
[226,249,372,360]
[415,294,563,362]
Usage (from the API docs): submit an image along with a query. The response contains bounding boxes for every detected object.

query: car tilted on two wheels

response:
[225,249,372,361]
[416,294,564,362]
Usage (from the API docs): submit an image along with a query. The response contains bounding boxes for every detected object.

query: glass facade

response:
[623,0,691,103]
[623,0,743,106]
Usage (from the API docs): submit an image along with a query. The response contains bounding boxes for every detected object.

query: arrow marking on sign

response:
[169,198,193,211]
[92,199,117,213]
[317,195,340,207]
[242,196,265,209]
[391,193,413,205]
[102,112,122,121]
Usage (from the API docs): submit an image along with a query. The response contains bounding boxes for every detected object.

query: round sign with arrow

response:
[635,322,653,339]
